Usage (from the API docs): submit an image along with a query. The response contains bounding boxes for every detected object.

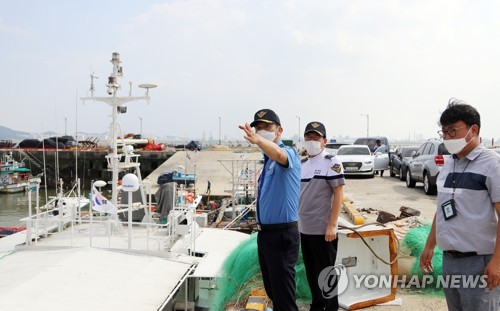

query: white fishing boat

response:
[0,53,249,311]
[0,152,40,193]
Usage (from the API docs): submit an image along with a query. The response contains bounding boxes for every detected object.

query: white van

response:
[325,142,351,155]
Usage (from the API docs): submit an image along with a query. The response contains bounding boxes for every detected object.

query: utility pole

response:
[295,115,301,142]
[360,113,369,136]
[218,116,221,145]
[139,117,143,137]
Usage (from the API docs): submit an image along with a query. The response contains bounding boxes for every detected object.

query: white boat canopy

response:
[0,247,195,311]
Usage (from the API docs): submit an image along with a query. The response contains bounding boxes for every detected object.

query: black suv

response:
[406,139,450,195]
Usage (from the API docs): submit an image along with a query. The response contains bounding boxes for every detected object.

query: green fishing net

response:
[402,224,444,293]
[211,233,311,310]
[213,224,444,309]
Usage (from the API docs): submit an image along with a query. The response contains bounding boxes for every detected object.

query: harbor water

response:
[0,188,78,227]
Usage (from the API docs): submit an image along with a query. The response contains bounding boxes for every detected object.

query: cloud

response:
[110,0,500,140]
[128,0,248,35]
[3,1,500,141]
[0,18,32,36]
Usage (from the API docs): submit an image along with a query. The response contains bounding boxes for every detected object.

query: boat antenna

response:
[89,71,98,98]
[81,52,156,206]
[41,131,48,204]
[75,88,79,188]
[54,103,60,192]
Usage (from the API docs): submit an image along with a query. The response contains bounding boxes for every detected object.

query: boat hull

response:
[1,182,30,193]
[0,179,40,193]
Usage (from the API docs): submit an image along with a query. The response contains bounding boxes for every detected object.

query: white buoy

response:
[122,173,139,249]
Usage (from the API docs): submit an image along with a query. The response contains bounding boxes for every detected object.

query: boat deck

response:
[0,246,195,311]
[145,150,263,197]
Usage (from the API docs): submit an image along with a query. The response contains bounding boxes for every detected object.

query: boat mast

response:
[81,52,156,206]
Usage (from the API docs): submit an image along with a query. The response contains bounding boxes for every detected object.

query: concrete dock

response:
[144,149,264,197]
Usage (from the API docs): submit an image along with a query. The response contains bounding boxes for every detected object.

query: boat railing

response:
[19,193,203,254]
[222,199,255,230]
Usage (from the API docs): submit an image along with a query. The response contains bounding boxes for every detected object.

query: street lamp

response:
[218,116,221,145]
[64,117,67,136]
[360,114,369,137]
[139,117,143,138]
[295,115,301,142]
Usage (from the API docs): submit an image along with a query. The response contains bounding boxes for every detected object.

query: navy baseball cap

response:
[250,109,281,127]
[304,121,326,137]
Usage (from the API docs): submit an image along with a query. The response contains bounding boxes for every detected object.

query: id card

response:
[441,199,457,221]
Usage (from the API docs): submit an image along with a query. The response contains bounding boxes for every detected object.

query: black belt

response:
[257,221,298,232]
[444,250,478,258]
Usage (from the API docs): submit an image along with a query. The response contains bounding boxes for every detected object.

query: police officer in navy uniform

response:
[300,121,345,311]
[239,109,301,311]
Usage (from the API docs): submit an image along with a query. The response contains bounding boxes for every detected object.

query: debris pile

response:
[376,206,421,224]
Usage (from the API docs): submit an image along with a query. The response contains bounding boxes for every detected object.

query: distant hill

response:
[0,125,33,141]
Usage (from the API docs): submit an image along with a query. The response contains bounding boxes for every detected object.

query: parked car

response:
[336,144,388,177]
[373,144,390,172]
[325,142,351,155]
[389,146,420,181]
[353,136,389,153]
[406,139,450,195]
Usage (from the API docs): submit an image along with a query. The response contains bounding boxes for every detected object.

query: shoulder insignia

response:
[324,154,334,159]
[301,157,309,163]
[331,163,341,173]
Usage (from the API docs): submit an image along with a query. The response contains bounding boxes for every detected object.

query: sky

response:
[1,0,500,143]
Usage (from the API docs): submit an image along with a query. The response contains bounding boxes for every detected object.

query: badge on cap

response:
[311,122,320,128]
[257,111,267,118]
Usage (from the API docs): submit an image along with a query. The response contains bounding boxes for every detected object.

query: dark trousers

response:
[257,226,299,311]
[301,233,339,311]
[442,253,500,310]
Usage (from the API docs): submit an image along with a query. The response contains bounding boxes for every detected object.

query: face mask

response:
[257,130,276,142]
[443,127,472,154]
[303,140,323,156]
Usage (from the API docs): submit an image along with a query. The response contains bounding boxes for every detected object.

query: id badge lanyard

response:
[443,158,470,221]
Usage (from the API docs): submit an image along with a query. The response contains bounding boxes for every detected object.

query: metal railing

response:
[20,188,203,254]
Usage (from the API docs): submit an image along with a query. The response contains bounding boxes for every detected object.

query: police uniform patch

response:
[331,163,341,173]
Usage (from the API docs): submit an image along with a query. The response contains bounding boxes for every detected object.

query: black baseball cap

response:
[250,109,281,127]
[304,121,326,137]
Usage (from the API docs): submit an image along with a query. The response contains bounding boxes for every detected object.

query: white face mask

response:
[256,130,276,142]
[443,127,472,154]
[303,140,323,156]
